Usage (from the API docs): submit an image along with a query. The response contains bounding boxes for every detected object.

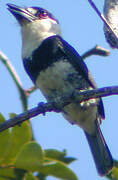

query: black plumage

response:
[23,35,105,119]
[7,4,113,176]
[23,35,113,175]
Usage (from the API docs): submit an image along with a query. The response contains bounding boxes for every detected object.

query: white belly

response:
[63,102,97,134]
[36,60,98,134]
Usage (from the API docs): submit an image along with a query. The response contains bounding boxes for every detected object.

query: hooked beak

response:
[7,4,37,25]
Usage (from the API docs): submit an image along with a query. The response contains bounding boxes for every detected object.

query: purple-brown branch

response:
[0,86,118,133]
[82,45,110,59]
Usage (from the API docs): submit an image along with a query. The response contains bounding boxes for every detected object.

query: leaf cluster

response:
[0,113,77,180]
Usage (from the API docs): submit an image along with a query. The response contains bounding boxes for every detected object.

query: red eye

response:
[40,12,47,18]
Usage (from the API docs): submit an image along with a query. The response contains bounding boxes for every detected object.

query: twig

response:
[0,85,118,132]
[88,0,118,41]
[25,86,37,96]
[0,51,28,111]
[82,45,110,59]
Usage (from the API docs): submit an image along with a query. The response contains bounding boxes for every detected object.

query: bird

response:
[7,3,113,176]
[104,0,118,48]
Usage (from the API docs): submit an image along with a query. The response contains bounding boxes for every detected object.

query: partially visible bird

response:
[104,0,118,48]
[7,3,113,176]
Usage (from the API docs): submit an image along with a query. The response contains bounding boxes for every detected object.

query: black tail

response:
[84,122,113,176]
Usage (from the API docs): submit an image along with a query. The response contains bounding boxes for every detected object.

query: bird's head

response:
[7,4,59,26]
[7,4,62,58]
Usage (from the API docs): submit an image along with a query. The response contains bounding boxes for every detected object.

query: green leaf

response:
[107,167,118,179]
[3,120,32,164]
[106,160,118,179]
[38,162,78,180]
[36,173,47,180]
[0,113,11,163]
[0,113,6,121]
[44,149,76,164]
[9,113,17,118]
[0,167,26,180]
[25,172,38,180]
[15,141,43,171]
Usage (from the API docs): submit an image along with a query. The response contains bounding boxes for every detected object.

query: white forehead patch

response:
[27,8,37,14]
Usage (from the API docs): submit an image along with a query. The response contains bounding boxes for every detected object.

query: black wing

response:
[23,35,105,119]
[57,36,96,88]
[56,36,105,119]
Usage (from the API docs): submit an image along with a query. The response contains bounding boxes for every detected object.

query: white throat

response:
[21,18,62,59]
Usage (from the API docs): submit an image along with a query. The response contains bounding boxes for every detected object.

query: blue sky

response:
[1,0,118,180]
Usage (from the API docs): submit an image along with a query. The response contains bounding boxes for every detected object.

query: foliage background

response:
[1,0,118,179]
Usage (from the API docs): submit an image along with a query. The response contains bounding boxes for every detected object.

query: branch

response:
[0,51,28,111]
[0,45,110,107]
[88,0,118,41]
[82,45,110,60]
[0,85,118,133]
[25,86,37,96]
